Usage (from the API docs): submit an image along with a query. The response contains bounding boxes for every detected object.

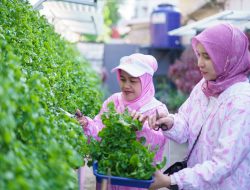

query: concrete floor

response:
[167,140,188,167]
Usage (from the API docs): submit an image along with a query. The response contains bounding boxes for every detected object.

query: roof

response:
[28,0,104,38]
[168,10,250,36]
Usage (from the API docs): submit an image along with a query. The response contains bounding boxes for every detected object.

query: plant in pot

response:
[86,102,166,188]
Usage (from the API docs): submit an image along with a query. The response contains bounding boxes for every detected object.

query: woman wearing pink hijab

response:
[147,23,250,190]
[77,53,169,190]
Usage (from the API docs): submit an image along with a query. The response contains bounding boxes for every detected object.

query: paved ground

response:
[80,140,188,190]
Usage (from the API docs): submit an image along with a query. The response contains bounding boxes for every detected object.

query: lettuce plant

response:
[87,102,166,180]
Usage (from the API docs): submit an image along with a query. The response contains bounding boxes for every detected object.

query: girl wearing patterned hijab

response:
[147,23,250,190]
[77,53,169,190]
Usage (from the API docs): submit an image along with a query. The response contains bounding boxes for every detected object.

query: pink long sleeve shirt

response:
[166,80,250,190]
[84,93,169,190]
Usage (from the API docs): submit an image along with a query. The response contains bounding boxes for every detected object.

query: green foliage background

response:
[155,77,187,112]
[82,0,122,42]
[103,0,121,27]
[0,0,103,189]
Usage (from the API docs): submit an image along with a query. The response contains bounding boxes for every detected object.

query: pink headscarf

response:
[116,53,158,111]
[192,23,250,97]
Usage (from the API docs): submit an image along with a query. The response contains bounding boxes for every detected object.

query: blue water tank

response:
[150,4,181,48]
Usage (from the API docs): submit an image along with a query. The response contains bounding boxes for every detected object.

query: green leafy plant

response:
[87,102,166,180]
[0,0,103,189]
[82,0,122,42]
[155,77,187,112]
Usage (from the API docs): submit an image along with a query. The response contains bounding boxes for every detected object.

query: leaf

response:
[87,102,162,180]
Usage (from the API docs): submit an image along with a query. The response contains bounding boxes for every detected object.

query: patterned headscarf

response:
[115,53,158,111]
[192,23,250,96]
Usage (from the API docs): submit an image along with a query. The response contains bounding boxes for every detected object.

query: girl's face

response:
[119,70,142,101]
[196,43,217,81]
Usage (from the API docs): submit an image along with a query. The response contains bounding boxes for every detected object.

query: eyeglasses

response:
[154,110,168,131]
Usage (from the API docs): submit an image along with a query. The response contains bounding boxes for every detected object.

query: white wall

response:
[225,0,250,11]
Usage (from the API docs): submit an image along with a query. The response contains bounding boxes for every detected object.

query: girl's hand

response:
[75,109,88,129]
[149,171,171,189]
[148,111,174,131]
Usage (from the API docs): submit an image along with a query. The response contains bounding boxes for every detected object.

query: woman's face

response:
[196,43,217,81]
[119,70,142,101]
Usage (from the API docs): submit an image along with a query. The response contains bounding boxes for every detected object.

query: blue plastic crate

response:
[93,162,154,188]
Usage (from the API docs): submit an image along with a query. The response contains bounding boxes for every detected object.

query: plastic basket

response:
[93,162,154,188]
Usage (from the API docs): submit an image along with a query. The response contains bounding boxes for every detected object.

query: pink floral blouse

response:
[166,80,250,190]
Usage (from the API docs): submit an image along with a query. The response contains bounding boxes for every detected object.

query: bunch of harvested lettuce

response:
[87,102,166,180]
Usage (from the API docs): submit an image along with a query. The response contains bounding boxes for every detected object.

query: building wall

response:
[225,0,250,11]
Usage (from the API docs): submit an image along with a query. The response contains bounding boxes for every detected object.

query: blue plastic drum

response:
[150,4,181,48]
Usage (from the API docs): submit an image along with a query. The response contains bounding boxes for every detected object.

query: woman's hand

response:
[149,171,171,190]
[148,111,174,131]
[75,109,88,129]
